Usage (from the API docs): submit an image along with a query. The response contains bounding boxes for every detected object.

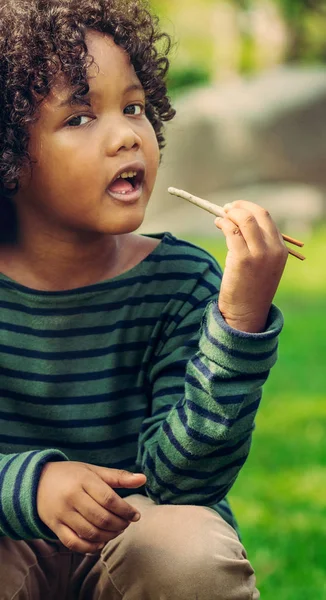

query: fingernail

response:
[86,548,103,556]
[131,512,141,522]
[223,203,233,212]
[88,544,105,554]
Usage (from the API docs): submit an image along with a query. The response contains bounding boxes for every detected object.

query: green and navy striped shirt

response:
[0,232,283,540]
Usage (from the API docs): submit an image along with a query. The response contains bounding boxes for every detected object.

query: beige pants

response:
[0,494,259,600]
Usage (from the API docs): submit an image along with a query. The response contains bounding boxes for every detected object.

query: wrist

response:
[218,304,269,333]
[223,316,267,333]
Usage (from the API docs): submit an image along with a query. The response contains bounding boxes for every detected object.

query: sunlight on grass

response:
[275,224,326,297]
[256,394,326,432]
[231,395,326,518]
[232,468,326,516]
[231,495,326,532]
[228,386,326,597]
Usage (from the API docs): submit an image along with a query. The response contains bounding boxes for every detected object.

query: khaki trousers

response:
[0,494,259,600]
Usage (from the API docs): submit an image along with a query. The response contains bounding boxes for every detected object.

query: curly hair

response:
[0,0,176,201]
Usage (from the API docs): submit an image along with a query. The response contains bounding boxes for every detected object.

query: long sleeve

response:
[0,449,68,539]
[137,289,283,506]
[0,230,283,538]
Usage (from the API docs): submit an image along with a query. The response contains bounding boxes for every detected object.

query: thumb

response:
[214,217,223,230]
[87,465,147,489]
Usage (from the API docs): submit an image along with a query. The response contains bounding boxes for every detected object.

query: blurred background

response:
[140,1,326,598]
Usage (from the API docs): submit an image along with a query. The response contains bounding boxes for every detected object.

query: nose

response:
[105,116,142,155]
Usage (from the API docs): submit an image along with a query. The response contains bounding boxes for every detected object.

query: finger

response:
[215,216,250,254]
[64,510,127,544]
[220,208,267,255]
[77,494,131,532]
[89,467,147,489]
[224,200,284,245]
[57,522,107,555]
[83,475,142,522]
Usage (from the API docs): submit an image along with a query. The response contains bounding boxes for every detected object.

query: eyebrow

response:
[58,83,145,109]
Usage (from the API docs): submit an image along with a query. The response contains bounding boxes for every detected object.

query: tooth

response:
[117,170,137,180]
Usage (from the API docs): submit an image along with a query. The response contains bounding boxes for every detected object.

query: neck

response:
[1,227,128,291]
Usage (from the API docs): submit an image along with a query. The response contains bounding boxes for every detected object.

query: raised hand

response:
[37,461,146,554]
[215,200,288,333]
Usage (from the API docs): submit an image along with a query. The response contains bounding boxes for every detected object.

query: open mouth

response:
[107,167,145,202]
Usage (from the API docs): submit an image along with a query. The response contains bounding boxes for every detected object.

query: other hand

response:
[215,200,288,333]
[37,461,146,554]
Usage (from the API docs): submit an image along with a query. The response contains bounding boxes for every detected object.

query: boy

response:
[0,0,288,598]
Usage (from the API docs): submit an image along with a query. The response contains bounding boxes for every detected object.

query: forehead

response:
[45,30,140,108]
[85,30,132,77]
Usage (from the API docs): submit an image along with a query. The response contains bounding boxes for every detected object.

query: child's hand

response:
[214,200,288,333]
[37,461,146,554]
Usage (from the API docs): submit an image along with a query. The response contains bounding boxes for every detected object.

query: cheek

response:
[34,145,99,189]
[145,127,160,179]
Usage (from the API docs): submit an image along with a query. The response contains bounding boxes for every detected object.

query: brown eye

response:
[124,104,143,116]
[67,115,92,127]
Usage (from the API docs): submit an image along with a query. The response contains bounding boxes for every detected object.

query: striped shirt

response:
[0,232,283,540]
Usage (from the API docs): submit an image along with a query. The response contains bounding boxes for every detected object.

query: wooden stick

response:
[168,187,227,219]
[168,187,306,261]
[286,247,306,261]
[281,234,304,248]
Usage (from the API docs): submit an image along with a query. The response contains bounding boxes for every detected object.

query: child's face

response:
[15,30,160,237]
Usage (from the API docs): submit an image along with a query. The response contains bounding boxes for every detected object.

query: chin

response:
[107,212,146,235]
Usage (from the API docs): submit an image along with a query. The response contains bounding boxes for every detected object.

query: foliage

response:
[269,0,326,62]
[166,65,210,95]
[151,0,326,94]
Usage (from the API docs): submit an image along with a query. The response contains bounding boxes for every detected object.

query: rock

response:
[138,66,326,236]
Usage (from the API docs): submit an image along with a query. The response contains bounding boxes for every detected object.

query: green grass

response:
[186,224,326,599]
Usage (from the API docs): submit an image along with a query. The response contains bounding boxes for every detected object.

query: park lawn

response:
[186,225,326,599]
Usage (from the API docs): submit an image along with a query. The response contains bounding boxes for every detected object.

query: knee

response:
[105,503,258,600]
[154,506,256,600]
